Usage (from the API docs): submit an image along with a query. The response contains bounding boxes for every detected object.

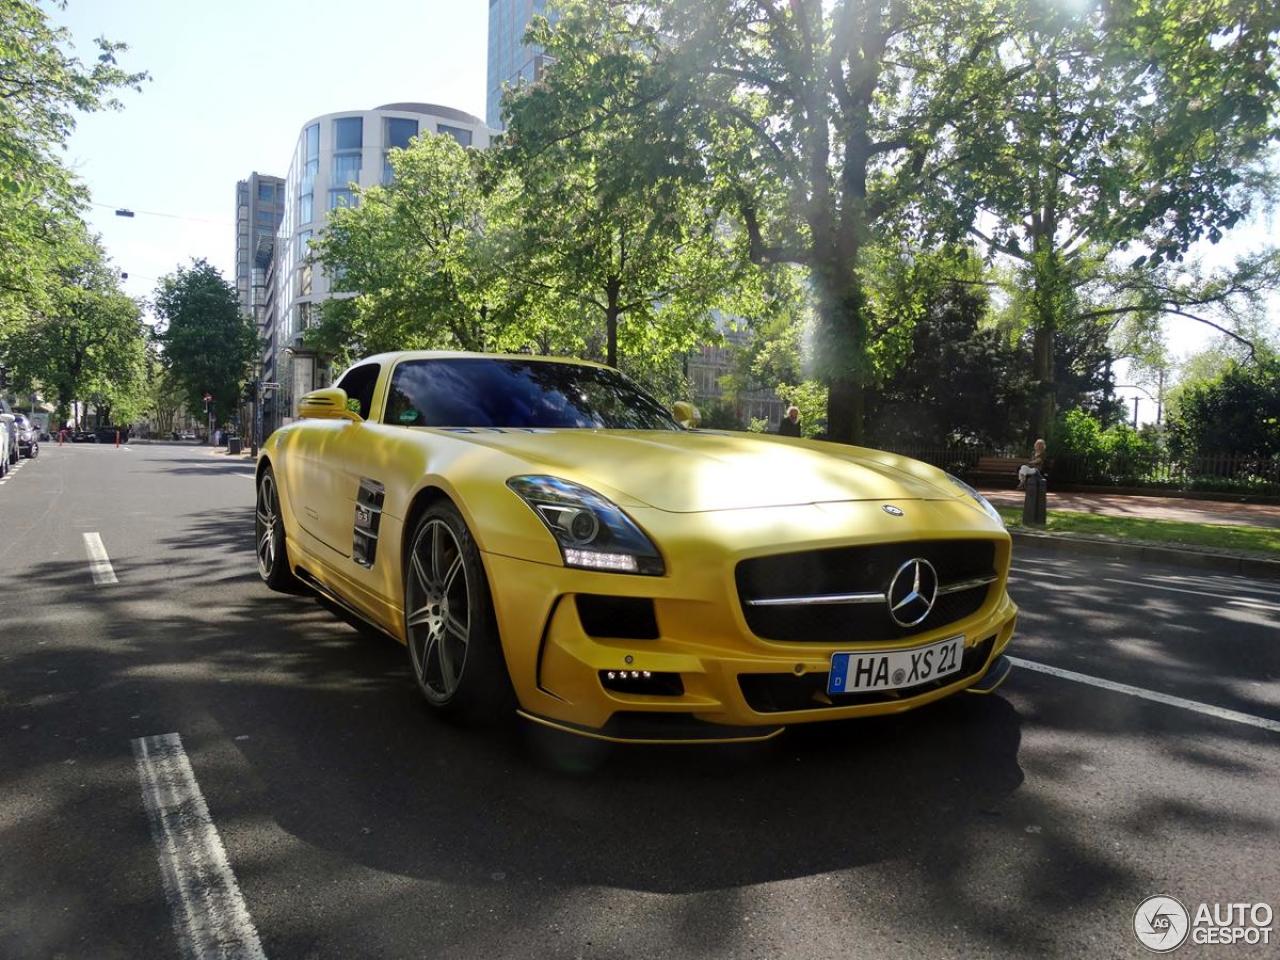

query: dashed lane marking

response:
[82,532,118,585]
[132,733,267,960]
[1009,657,1280,735]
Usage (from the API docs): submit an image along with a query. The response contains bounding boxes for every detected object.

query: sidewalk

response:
[978,487,1280,530]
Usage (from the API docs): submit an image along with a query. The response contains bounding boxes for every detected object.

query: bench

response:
[967,456,1027,488]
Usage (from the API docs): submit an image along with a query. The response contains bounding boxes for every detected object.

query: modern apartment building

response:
[234,173,285,332]
[260,103,492,430]
[486,0,551,128]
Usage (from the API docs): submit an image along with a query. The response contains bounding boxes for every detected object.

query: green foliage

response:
[153,260,257,423]
[939,0,1280,436]
[0,0,146,336]
[1165,356,1280,463]
[308,136,538,363]
[1051,409,1166,484]
[865,252,1033,448]
[621,0,1025,441]
[3,232,147,427]
[502,2,751,372]
[774,380,828,439]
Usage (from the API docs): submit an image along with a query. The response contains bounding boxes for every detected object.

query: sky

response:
[54,1,1276,426]
[59,0,489,308]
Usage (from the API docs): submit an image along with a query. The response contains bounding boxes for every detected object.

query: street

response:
[1,442,1277,959]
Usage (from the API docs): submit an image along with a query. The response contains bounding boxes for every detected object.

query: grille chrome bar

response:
[746,573,997,608]
[746,591,885,608]
[936,574,998,595]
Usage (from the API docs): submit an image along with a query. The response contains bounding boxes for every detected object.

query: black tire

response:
[403,500,514,724]
[255,464,301,592]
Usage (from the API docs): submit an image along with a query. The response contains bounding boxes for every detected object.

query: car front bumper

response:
[482,499,1018,743]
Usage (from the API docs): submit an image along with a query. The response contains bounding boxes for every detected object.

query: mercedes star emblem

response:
[887,558,939,627]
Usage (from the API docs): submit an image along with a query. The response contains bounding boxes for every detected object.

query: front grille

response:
[739,635,996,713]
[736,539,997,643]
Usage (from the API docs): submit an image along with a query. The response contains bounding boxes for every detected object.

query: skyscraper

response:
[234,172,285,334]
[486,0,551,129]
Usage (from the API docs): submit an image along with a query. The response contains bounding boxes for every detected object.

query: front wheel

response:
[255,465,300,592]
[404,501,514,723]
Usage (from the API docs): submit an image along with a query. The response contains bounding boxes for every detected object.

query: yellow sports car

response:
[256,351,1017,743]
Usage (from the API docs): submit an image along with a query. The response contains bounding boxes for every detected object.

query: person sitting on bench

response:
[1017,438,1047,489]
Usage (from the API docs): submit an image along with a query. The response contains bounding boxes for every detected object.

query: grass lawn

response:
[998,507,1280,557]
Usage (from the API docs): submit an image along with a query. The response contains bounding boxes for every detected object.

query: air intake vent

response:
[575,595,659,639]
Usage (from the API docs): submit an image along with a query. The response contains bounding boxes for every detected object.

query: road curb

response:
[1009,529,1280,581]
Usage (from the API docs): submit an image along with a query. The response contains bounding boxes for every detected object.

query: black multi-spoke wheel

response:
[255,465,299,592]
[404,501,513,721]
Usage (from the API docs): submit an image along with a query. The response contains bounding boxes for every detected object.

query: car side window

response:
[335,363,381,420]
[383,363,426,426]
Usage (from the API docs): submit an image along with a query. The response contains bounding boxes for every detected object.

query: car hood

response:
[441,428,962,513]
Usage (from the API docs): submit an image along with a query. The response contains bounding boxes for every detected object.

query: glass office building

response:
[486,0,552,129]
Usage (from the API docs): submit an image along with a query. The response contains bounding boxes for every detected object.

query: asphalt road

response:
[1,441,1277,959]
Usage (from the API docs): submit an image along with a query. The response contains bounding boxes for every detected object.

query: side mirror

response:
[299,387,362,422]
[671,401,701,429]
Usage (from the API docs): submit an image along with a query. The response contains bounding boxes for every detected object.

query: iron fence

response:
[877,445,1280,496]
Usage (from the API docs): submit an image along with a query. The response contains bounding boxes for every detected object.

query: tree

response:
[866,255,1032,448]
[939,0,1280,437]
[579,0,1017,443]
[0,0,146,336]
[1166,354,1280,464]
[3,234,147,428]
[154,260,257,424]
[503,4,760,372]
[308,134,539,364]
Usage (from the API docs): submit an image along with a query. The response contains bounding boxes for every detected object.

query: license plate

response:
[828,635,965,695]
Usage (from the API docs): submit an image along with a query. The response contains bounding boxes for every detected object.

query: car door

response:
[312,362,383,567]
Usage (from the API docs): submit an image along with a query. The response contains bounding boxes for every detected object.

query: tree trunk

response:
[814,260,870,445]
[604,276,621,368]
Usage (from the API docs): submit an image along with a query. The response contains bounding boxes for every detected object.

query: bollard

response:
[115,430,120,448]
[1022,471,1047,526]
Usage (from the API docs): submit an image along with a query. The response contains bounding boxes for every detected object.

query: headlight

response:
[946,474,1005,527]
[507,475,665,575]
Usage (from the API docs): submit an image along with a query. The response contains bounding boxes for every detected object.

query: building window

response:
[332,152,361,189]
[297,123,319,226]
[386,117,418,150]
[334,117,362,152]
[257,181,274,202]
[328,188,357,210]
[437,123,473,147]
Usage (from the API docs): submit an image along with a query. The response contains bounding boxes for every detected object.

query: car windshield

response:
[383,358,680,430]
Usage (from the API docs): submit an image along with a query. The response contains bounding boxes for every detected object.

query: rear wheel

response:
[255,465,300,592]
[404,501,513,723]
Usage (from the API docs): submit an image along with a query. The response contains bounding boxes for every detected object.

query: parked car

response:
[71,430,99,443]
[0,415,11,477]
[0,400,18,465]
[12,415,39,458]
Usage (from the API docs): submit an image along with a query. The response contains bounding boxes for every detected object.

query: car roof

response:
[353,350,613,372]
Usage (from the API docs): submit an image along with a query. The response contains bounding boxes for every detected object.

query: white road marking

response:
[1009,657,1280,734]
[132,733,267,960]
[82,532,118,585]
[1103,578,1280,612]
